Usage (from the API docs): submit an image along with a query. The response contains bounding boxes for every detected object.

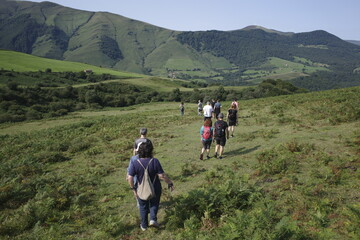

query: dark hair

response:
[138,140,153,158]
[204,119,212,127]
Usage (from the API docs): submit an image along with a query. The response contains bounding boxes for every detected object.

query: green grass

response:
[1,87,360,239]
[243,57,330,84]
[120,77,194,92]
[0,50,198,92]
[0,50,143,78]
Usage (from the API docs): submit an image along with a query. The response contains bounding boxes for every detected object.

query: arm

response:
[200,126,203,141]
[126,156,136,181]
[127,175,138,198]
[158,173,174,192]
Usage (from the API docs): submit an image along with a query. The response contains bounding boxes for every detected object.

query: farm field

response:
[242,57,329,84]
[1,86,359,239]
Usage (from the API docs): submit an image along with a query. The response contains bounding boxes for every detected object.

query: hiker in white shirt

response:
[203,101,213,121]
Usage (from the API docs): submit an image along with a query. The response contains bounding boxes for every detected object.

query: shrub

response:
[26,109,42,120]
[165,178,259,230]
[256,140,313,175]
[35,152,71,164]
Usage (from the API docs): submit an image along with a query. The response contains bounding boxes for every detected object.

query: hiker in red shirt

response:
[199,119,214,160]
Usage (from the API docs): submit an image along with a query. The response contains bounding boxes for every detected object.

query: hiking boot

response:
[214,152,218,158]
[207,155,210,160]
[140,224,147,231]
[219,156,223,160]
[231,134,234,137]
[150,220,160,228]
[200,154,203,160]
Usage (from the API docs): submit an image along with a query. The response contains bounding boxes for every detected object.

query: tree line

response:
[0,75,306,123]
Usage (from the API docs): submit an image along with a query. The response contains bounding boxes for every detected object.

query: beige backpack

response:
[137,158,156,200]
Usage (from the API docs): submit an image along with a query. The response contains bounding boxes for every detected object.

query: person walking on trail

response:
[227,103,238,137]
[128,129,153,206]
[179,102,185,116]
[211,99,216,118]
[232,98,239,111]
[197,100,203,116]
[232,98,239,125]
[199,119,214,160]
[203,101,213,121]
[127,140,151,208]
[128,141,174,231]
[214,99,222,119]
[133,128,153,156]
[214,113,229,159]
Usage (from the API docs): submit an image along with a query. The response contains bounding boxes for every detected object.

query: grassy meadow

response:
[1,86,359,239]
[241,57,329,84]
[0,50,143,79]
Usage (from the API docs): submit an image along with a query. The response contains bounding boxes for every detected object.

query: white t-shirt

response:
[203,105,213,117]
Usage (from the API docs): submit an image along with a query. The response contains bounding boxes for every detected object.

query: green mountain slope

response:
[1,0,360,90]
[0,49,142,78]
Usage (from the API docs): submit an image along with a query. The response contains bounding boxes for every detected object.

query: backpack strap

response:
[137,158,156,183]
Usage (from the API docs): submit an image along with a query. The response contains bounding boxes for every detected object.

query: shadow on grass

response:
[226,145,261,157]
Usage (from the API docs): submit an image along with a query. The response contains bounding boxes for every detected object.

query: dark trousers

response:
[138,187,161,228]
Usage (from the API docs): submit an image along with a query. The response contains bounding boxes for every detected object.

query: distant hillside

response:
[0,50,142,78]
[1,0,360,90]
[347,40,360,46]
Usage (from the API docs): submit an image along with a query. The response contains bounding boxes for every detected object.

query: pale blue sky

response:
[26,0,360,40]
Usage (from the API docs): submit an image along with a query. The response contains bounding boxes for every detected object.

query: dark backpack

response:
[202,126,212,140]
[137,158,156,201]
[215,121,225,138]
[228,110,236,120]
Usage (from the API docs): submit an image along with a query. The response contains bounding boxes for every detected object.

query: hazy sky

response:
[25,0,360,40]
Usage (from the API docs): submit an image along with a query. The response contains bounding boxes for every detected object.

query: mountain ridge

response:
[1,0,360,90]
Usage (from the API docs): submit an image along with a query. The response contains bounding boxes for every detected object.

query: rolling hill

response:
[0,86,359,239]
[1,0,360,90]
[0,49,143,78]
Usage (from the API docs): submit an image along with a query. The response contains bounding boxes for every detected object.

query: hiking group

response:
[200,99,238,160]
[126,98,238,232]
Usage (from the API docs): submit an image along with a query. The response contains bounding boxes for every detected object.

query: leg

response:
[219,138,226,158]
[215,144,219,157]
[149,193,161,223]
[200,141,206,160]
[138,198,149,229]
[149,187,161,227]
[219,146,224,157]
[231,126,235,136]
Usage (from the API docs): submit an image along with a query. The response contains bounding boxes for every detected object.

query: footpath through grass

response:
[1,87,360,239]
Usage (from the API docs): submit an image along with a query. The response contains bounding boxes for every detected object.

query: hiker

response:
[179,102,185,116]
[128,129,153,206]
[200,118,214,160]
[214,99,222,119]
[127,141,151,208]
[211,99,216,118]
[231,98,239,111]
[133,128,153,156]
[227,103,238,137]
[203,101,214,121]
[197,100,203,116]
[128,140,174,231]
[231,98,239,125]
[213,113,229,159]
